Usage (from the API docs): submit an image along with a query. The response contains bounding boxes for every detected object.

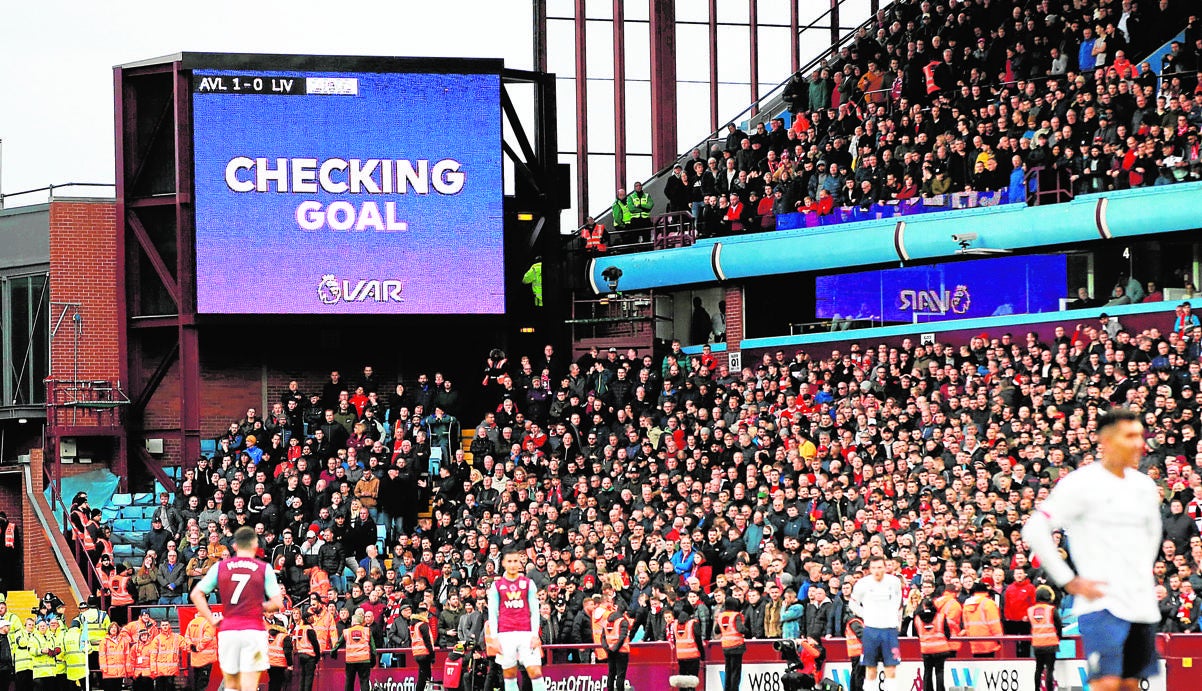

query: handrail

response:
[589,0,887,226]
[0,182,116,207]
[23,463,88,605]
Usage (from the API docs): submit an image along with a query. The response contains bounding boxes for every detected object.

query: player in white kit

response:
[1022,409,1162,691]
[849,555,903,691]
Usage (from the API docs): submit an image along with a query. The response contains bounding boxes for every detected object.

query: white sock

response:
[530,678,547,691]
[503,678,520,691]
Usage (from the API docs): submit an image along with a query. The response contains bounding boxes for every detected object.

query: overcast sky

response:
[0,0,535,205]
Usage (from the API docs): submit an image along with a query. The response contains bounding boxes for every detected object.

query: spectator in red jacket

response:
[1003,567,1038,656]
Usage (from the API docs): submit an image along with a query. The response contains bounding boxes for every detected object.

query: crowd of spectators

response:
[76,292,1202,653]
[644,0,1202,239]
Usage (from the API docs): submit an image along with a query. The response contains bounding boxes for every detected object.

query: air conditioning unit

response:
[145,439,165,454]
[60,439,78,458]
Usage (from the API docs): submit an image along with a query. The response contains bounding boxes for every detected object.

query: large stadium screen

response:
[191,68,503,314]
[815,254,1068,324]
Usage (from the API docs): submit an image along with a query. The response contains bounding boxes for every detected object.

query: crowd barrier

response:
[126,626,1199,691]
[100,606,1201,691]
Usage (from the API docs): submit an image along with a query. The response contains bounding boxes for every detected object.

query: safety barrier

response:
[101,632,1195,691]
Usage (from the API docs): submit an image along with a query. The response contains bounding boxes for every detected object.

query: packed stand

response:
[54,296,1191,678]
[623,0,1201,240]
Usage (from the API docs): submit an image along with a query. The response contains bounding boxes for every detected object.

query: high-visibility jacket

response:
[961,595,1002,654]
[1028,604,1060,648]
[130,638,154,678]
[31,632,57,679]
[672,620,700,660]
[409,621,431,658]
[313,608,338,652]
[64,627,89,682]
[603,615,630,655]
[294,625,317,658]
[79,523,97,553]
[148,632,185,677]
[99,636,130,679]
[612,198,633,227]
[51,628,67,675]
[77,608,110,646]
[483,621,500,657]
[716,611,745,650]
[109,575,134,607]
[343,625,372,663]
[185,615,218,667]
[13,628,35,672]
[935,594,963,639]
[581,225,607,252]
[309,569,331,599]
[268,631,289,668]
[591,604,611,661]
[844,617,864,657]
[917,614,951,655]
[629,191,653,219]
[121,619,148,643]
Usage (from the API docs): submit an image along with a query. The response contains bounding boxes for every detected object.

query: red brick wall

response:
[724,286,744,346]
[47,199,120,416]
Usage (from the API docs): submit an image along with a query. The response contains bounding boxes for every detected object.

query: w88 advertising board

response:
[192,68,503,314]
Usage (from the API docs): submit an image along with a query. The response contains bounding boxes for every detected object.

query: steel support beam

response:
[831,0,840,48]
[534,0,549,73]
[612,0,627,189]
[790,0,800,74]
[749,0,760,116]
[113,66,131,491]
[174,64,201,467]
[574,0,589,224]
[708,0,719,133]
[649,0,678,171]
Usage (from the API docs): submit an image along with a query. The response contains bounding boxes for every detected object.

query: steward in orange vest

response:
[844,615,866,691]
[266,622,293,691]
[292,610,322,691]
[403,604,434,691]
[603,599,632,691]
[128,629,154,691]
[665,607,705,680]
[716,600,748,691]
[960,583,1003,657]
[184,614,217,691]
[916,599,954,691]
[1029,587,1063,691]
[98,623,130,691]
[580,218,609,254]
[335,615,375,691]
[148,621,187,691]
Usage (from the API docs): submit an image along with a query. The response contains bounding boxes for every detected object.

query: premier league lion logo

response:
[317,274,341,305]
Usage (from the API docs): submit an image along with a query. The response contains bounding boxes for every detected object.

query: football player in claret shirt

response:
[190,526,285,691]
[486,547,548,691]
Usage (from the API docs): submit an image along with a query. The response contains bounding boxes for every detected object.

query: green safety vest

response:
[77,609,109,645]
[612,198,632,227]
[629,191,652,219]
[64,627,89,681]
[51,629,66,675]
[12,628,34,672]
[32,632,57,679]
